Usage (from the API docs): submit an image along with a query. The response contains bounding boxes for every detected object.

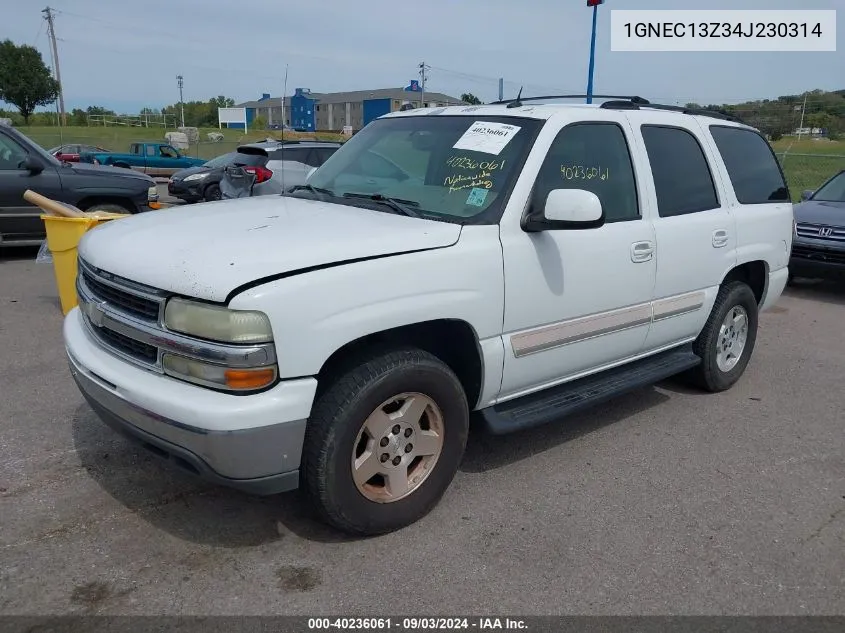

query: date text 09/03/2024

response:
[307,617,529,630]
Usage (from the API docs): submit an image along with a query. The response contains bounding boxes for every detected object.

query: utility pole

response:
[42,6,66,126]
[797,93,808,140]
[418,62,430,108]
[177,75,185,128]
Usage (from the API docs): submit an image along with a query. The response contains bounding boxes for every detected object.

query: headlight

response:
[164,298,273,344]
[162,353,277,392]
[183,172,209,182]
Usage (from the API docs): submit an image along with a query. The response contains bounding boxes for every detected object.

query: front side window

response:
[642,125,719,217]
[709,125,790,204]
[300,115,542,223]
[531,122,640,223]
[160,146,179,158]
[0,134,27,170]
[809,170,845,202]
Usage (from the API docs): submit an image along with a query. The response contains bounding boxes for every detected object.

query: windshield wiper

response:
[287,184,335,196]
[342,192,421,218]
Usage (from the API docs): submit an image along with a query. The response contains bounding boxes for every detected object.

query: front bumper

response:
[790,241,845,278]
[64,308,317,495]
[167,179,204,201]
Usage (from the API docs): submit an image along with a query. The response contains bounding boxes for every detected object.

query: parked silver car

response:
[220,140,341,199]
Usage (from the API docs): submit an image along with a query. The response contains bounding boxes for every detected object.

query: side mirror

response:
[522,189,605,232]
[801,189,814,201]
[305,167,317,181]
[22,156,43,174]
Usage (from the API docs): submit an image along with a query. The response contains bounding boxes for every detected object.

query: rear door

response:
[704,124,793,290]
[0,131,63,243]
[626,113,738,353]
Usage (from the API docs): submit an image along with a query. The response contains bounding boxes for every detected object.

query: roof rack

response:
[600,100,746,124]
[489,94,650,108]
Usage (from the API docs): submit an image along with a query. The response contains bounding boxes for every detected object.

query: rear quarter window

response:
[709,125,790,204]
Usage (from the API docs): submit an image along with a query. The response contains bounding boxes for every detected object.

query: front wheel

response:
[203,183,222,202]
[687,281,759,392]
[302,347,469,536]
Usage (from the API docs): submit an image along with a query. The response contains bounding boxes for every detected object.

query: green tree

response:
[252,115,267,130]
[461,93,482,105]
[0,39,60,124]
[70,108,87,126]
[209,95,235,109]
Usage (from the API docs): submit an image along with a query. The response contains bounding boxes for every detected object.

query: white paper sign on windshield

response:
[452,121,522,156]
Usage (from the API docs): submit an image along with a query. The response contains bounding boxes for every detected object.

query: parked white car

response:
[220,140,341,198]
[64,96,793,535]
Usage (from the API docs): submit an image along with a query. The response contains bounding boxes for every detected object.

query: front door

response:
[498,118,657,401]
[0,131,63,243]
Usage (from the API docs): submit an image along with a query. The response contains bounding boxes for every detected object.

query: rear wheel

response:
[204,183,222,202]
[78,202,133,215]
[302,347,469,536]
[687,281,759,392]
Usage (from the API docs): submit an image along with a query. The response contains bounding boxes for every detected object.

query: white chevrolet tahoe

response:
[64,96,794,535]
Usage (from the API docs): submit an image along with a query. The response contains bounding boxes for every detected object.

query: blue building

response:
[236,83,463,132]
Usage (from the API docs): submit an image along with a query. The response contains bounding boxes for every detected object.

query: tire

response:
[687,281,759,393]
[302,347,469,536]
[79,202,134,215]
[203,183,222,202]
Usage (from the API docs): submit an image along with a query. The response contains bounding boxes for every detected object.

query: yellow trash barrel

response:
[41,213,128,315]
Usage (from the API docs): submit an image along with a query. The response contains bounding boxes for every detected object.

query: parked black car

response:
[167,151,268,203]
[790,169,845,281]
[0,125,159,247]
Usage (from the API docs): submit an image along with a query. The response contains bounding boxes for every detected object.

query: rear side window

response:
[314,147,338,165]
[709,126,790,203]
[641,125,719,217]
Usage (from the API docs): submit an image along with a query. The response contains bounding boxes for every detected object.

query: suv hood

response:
[794,199,845,226]
[78,195,462,302]
[65,161,154,184]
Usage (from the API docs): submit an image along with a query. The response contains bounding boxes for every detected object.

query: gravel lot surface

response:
[1,249,843,615]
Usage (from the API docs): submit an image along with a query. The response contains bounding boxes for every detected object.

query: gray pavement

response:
[1,250,843,615]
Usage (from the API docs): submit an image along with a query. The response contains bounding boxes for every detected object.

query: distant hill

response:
[686,89,845,140]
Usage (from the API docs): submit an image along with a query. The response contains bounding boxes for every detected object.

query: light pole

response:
[586,0,604,104]
[177,75,185,128]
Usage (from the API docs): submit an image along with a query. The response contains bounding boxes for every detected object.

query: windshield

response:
[811,171,845,202]
[300,114,543,223]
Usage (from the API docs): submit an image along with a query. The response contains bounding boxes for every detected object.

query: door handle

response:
[712,229,729,248]
[630,241,655,263]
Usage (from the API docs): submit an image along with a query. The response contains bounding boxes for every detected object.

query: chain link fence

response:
[775,151,845,200]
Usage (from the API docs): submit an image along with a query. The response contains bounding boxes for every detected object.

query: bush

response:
[251,115,267,130]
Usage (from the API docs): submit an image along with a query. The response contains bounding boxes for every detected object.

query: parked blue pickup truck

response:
[79,142,205,177]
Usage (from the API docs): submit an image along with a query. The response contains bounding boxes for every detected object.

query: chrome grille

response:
[79,262,162,321]
[97,327,158,363]
[796,222,845,243]
[75,257,279,379]
[77,258,168,370]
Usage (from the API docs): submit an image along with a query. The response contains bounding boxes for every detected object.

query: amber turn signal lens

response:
[224,367,276,390]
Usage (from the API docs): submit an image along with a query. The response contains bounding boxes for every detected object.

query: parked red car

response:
[48,144,111,163]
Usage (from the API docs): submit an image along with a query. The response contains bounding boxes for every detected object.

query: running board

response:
[479,346,701,435]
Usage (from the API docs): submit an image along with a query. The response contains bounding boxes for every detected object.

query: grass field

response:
[17,125,346,162]
[16,126,845,202]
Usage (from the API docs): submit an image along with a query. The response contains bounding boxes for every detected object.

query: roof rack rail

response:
[600,100,746,124]
[489,94,650,107]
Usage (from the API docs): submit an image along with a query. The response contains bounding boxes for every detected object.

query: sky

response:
[1,0,842,114]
